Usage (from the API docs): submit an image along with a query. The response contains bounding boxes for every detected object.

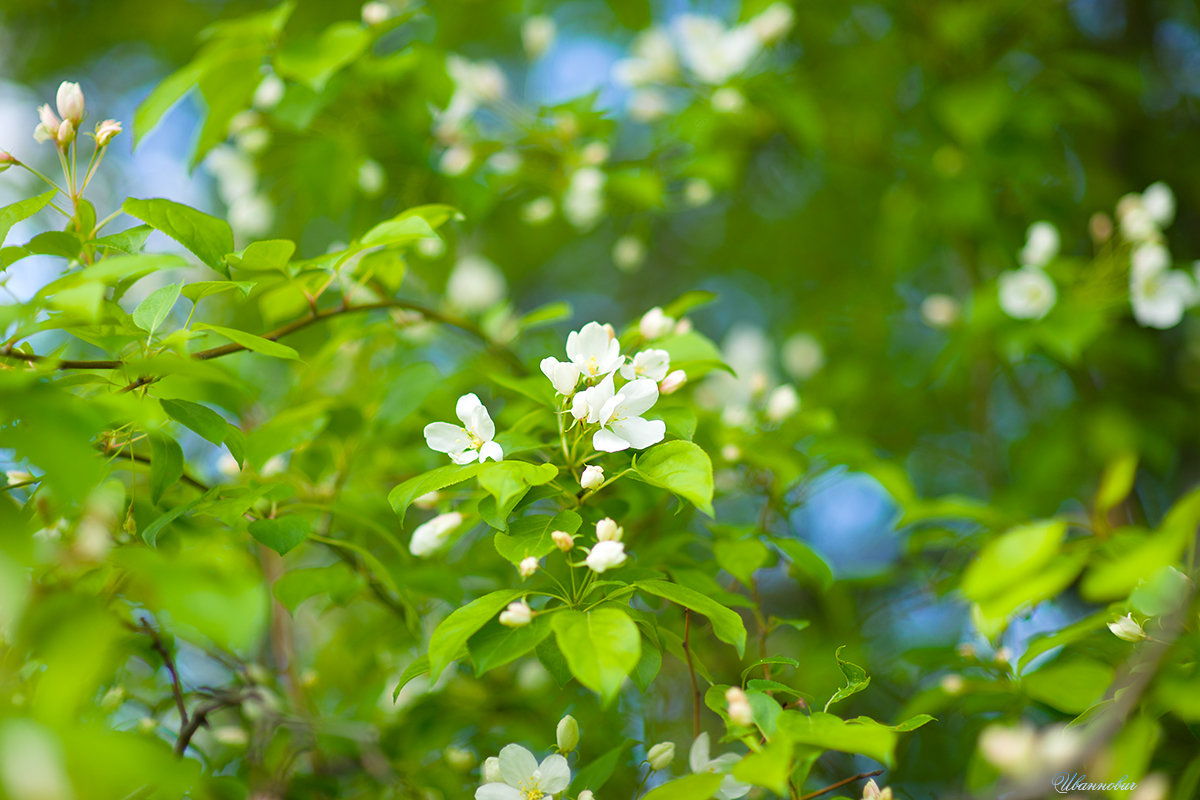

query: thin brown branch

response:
[99,445,210,492]
[138,619,188,728]
[798,769,884,800]
[683,609,701,740]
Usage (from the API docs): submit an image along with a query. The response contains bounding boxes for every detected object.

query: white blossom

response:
[595,517,623,542]
[361,1,391,25]
[1142,181,1175,227]
[409,512,464,557]
[566,322,623,381]
[613,28,679,87]
[1108,613,1146,642]
[448,255,507,312]
[586,540,627,572]
[629,89,671,122]
[563,167,606,229]
[711,87,746,113]
[660,370,687,394]
[1020,221,1059,267]
[766,384,800,422]
[522,15,557,59]
[978,723,1037,776]
[689,733,751,800]
[475,744,569,800]
[998,267,1056,320]
[725,687,754,726]
[580,465,604,490]
[56,81,84,124]
[498,602,533,628]
[920,294,960,328]
[613,235,646,272]
[424,393,504,464]
[253,74,285,109]
[862,779,894,800]
[639,307,676,339]
[620,349,671,382]
[674,15,760,85]
[683,178,714,207]
[540,357,581,396]
[94,119,122,146]
[583,374,666,452]
[522,196,556,225]
[748,3,795,44]
[518,556,539,578]
[440,144,474,176]
[1131,256,1192,330]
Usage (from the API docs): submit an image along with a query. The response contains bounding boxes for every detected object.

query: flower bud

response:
[56,81,85,124]
[94,119,122,146]
[413,491,440,510]
[721,444,742,462]
[660,370,687,394]
[361,1,391,25]
[56,119,76,146]
[580,465,604,490]
[522,15,557,59]
[601,323,617,340]
[483,756,503,783]
[595,517,623,542]
[862,779,894,800]
[725,687,754,726]
[578,792,595,800]
[556,714,580,753]
[647,741,675,770]
[766,384,800,422]
[519,556,540,578]
[639,307,676,339]
[585,540,627,573]
[445,746,475,771]
[1108,613,1146,642]
[940,674,965,695]
[552,530,574,552]
[498,601,533,627]
[0,151,16,173]
[38,104,61,135]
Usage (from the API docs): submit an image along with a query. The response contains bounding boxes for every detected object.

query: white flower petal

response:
[498,744,538,787]
[610,416,665,450]
[476,783,524,800]
[537,754,571,793]
[465,404,496,442]
[618,378,660,416]
[449,450,479,465]
[478,440,504,462]
[689,733,711,774]
[593,428,631,452]
[716,774,753,800]
[425,422,470,454]
[456,393,484,426]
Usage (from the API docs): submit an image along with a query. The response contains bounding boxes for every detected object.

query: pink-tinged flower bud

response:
[674,317,693,334]
[519,556,540,578]
[580,464,604,490]
[578,792,595,800]
[94,119,122,146]
[639,306,675,339]
[660,369,687,394]
[38,104,61,134]
[595,517,622,542]
[361,1,391,25]
[725,687,754,726]
[498,601,533,627]
[56,119,76,146]
[0,151,15,173]
[601,322,616,340]
[56,82,85,124]
[585,540,627,573]
[552,530,574,551]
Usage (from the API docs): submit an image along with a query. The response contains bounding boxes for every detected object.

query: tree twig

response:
[799,769,884,800]
[683,609,701,740]
[137,619,188,728]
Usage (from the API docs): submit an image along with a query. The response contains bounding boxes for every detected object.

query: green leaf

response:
[824,646,870,712]
[194,323,300,360]
[573,739,634,793]
[123,198,234,272]
[148,434,183,505]
[141,487,219,546]
[714,537,769,587]
[226,239,295,272]
[494,510,582,565]
[133,60,205,146]
[275,22,369,89]
[428,589,523,679]
[962,519,1065,602]
[633,440,714,516]
[25,231,82,260]
[181,281,257,302]
[476,461,559,521]
[391,655,430,701]
[273,565,362,613]
[83,253,187,283]
[771,537,834,591]
[132,283,183,335]
[360,214,438,248]
[95,225,153,255]
[641,773,725,800]
[551,608,641,704]
[0,190,57,246]
[777,711,898,766]
[1095,452,1138,519]
[732,733,793,795]
[248,516,310,555]
[637,580,747,657]
[468,614,554,675]
[160,398,229,445]
[388,464,481,527]
[1022,658,1114,714]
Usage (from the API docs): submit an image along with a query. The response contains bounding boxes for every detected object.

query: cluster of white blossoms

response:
[977,722,1082,778]
[998,221,1059,320]
[476,743,570,800]
[688,733,750,800]
[613,5,795,122]
[541,316,686,453]
[0,82,121,167]
[695,324,805,430]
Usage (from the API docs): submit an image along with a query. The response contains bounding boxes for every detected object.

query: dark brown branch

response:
[175,698,235,756]
[799,770,884,800]
[138,619,189,728]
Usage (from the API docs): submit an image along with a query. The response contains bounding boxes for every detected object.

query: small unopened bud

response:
[647,741,675,770]
[595,517,623,542]
[725,687,754,726]
[639,307,676,339]
[940,674,965,695]
[766,384,800,422]
[5,470,33,485]
[361,1,391,25]
[56,119,75,146]
[552,530,574,552]
[660,369,687,394]
[56,81,85,124]
[862,779,894,800]
[1108,613,1146,642]
[580,464,604,490]
[483,756,503,783]
[556,714,580,753]
[498,601,532,627]
[674,318,693,335]
[721,444,742,462]
[0,151,16,173]
[94,119,122,146]
[38,103,61,134]
[413,491,441,510]
[522,15,557,59]
[601,323,616,340]
[445,746,475,771]
[578,792,595,800]
[519,556,540,578]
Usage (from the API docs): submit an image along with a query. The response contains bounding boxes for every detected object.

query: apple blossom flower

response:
[583,375,666,452]
[475,744,569,800]
[1019,221,1059,267]
[621,349,671,382]
[580,465,604,490]
[357,159,385,196]
[483,757,503,783]
[862,779,894,800]
[581,141,610,166]
[519,557,539,578]
[409,512,464,557]
[578,792,595,800]
[556,715,579,753]
[522,196,555,225]
[94,119,122,146]
[447,256,507,312]
[978,723,1037,775]
[711,87,746,113]
[595,517,623,542]
[748,2,795,44]
[674,15,760,85]
[522,15,557,59]
[361,1,391,25]
[629,88,671,122]
[1117,193,1158,242]
[683,178,714,207]
[552,531,574,551]
[921,294,960,328]
[56,119,75,146]
[424,393,504,464]
[585,540,627,573]
[1131,256,1193,330]
[35,104,61,143]
[661,370,687,394]
[689,733,751,800]
[998,267,1056,320]
[540,357,581,396]
[1142,181,1175,227]
[940,674,965,694]
[647,741,675,770]
[612,28,679,87]
[766,384,800,422]
[56,82,84,125]
[639,307,676,340]
[498,602,533,628]
[1133,242,1169,274]
[0,151,15,173]
[782,332,824,379]
[566,322,623,381]
[563,167,606,229]
[613,235,646,272]
[1108,613,1146,642]
[725,687,754,726]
